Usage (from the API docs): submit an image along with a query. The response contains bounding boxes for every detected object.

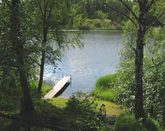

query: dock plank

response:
[44,76,71,99]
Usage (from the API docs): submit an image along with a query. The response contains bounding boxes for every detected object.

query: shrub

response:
[144,118,161,131]
[114,113,147,131]
[79,18,112,30]
[65,92,106,130]
[78,25,91,30]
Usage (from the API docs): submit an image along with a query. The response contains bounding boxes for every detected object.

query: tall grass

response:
[92,74,118,101]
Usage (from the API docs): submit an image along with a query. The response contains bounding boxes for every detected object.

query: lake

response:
[44,31,123,97]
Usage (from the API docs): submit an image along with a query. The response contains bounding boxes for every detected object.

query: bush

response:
[144,118,161,131]
[78,25,91,30]
[65,92,106,130]
[114,113,164,131]
[114,113,147,131]
[79,18,112,30]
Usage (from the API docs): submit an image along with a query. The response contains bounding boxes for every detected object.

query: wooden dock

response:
[44,76,71,100]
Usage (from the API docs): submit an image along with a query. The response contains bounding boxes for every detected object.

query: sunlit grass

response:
[48,97,68,108]
[37,80,123,116]
[96,100,123,116]
[92,73,118,101]
[92,88,117,101]
[48,97,123,116]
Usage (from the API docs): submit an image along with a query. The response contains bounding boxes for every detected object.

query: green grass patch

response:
[96,74,117,89]
[34,80,123,116]
[48,97,123,116]
[92,73,118,101]
[96,100,123,116]
[93,88,117,101]
[48,97,68,108]
[30,80,123,116]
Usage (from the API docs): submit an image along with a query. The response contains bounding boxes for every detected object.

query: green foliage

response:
[0,0,35,113]
[65,92,106,130]
[79,18,113,30]
[72,17,114,30]
[95,10,108,19]
[116,27,165,123]
[0,69,21,111]
[114,113,147,131]
[0,119,12,131]
[29,81,51,97]
[144,118,161,131]
[68,0,128,29]
[116,0,165,123]
[72,14,85,29]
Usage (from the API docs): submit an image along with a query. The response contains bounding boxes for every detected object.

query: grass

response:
[96,100,123,116]
[29,80,123,117]
[92,73,118,101]
[48,97,123,116]
[0,80,123,130]
[93,88,117,101]
[96,74,117,88]
[34,80,123,116]
[48,97,68,108]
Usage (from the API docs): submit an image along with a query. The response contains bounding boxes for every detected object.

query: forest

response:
[0,0,165,131]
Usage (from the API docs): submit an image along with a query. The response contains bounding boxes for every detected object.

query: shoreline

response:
[62,29,123,32]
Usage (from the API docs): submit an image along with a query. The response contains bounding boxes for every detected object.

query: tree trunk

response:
[37,25,47,94]
[38,50,45,94]
[134,2,147,120]
[19,64,34,114]
[10,0,34,114]
[135,33,145,120]
[162,97,165,124]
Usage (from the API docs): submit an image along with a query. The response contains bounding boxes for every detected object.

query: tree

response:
[117,0,164,121]
[0,2,21,112]
[9,0,34,114]
[29,0,67,94]
[116,25,165,124]
[0,0,35,114]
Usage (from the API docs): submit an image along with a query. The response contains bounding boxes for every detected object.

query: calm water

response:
[44,31,123,97]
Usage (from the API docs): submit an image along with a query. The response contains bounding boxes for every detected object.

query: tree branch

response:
[36,0,44,17]
[47,0,54,21]
[104,2,137,27]
[145,60,165,71]
[147,0,156,11]
[146,12,164,30]
[118,0,139,21]
[29,57,41,66]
